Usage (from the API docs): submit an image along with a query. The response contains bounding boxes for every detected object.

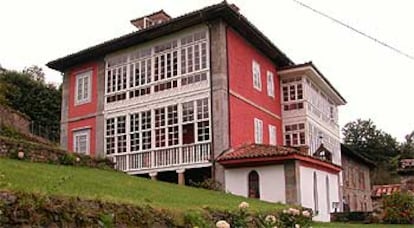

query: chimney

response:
[229,3,240,12]
[130,10,171,30]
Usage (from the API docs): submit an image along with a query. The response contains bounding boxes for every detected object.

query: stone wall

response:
[342,153,373,212]
[0,191,174,227]
[0,104,31,134]
[0,136,114,170]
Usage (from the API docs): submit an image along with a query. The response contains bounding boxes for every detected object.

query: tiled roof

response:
[341,144,376,168]
[47,2,293,71]
[372,184,401,198]
[217,144,342,173]
[217,144,301,161]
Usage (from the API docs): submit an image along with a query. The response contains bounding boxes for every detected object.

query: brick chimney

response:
[130,10,171,30]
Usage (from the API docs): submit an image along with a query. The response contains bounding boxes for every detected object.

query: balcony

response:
[108,142,212,174]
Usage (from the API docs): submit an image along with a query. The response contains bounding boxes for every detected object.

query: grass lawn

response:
[0,158,282,212]
[314,223,412,227]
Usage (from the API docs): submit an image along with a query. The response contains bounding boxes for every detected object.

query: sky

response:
[1,0,413,141]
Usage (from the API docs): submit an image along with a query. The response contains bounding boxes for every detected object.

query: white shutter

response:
[254,118,263,144]
[269,125,276,145]
[252,60,261,91]
[267,71,274,97]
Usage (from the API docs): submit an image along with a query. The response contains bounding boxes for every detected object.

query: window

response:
[313,172,319,214]
[252,60,261,91]
[105,116,126,155]
[281,81,302,102]
[254,118,263,144]
[75,70,92,105]
[155,107,166,148]
[196,98,210,142]
[284,123,305,146]
[73,129,90,155]
[326,176,330,213]
[167,105,179,146]
[104,98,210,155]
[248,170,260,199]
[267,71,275,98]
[105,30,209,104]
[269,125,277,145]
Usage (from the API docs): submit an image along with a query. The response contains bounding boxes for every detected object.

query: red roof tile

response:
[217,144,302,161]
[217,144,342,173]
[372,184,401,198]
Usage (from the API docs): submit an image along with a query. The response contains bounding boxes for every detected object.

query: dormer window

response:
[313,144,333,162]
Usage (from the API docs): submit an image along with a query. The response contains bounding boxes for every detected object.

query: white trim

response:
[70,125,92,132]
[73,129,90,155]
[75,70,92,105]
[229,90,281,120]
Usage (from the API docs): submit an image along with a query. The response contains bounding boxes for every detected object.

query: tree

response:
[0,69,61,141]
[342,119,398,161]
[342,119,400,184]
[23,65,45,82]
[400,131,414,159]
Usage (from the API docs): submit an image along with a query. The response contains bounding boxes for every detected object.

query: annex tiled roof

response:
[217,144,299,161]
[217,144,342,173]
[372,184,401,198]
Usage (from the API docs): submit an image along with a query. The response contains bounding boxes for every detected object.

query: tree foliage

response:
[0,68,61,141]
[23,65,45,82]
[342,119,400,184]
[400,131,414,159]
[342,119,398,161]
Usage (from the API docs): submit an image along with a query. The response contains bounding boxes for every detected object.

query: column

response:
[149,172,158,181]
[176,169,185,185]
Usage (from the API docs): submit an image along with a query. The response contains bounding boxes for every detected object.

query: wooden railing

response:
[108,142,211,172]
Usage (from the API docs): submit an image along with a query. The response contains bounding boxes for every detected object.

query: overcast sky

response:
[1,0,413,141]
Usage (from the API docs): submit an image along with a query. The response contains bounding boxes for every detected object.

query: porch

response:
[108,142,212,174]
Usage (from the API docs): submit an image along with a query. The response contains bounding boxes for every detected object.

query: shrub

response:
[382,192,414,224]
[330,212,372,223]
[277,207,313,228]
[189,178,223,191]
[183,210,211,228]
[59,153,76,165]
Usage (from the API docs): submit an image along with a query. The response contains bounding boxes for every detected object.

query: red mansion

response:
[47,2,346,222]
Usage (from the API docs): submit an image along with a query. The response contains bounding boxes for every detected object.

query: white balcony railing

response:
[108,142,211,173]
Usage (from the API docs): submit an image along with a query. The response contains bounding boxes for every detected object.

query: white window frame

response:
[252,60,261,91]
[75,70,92,105]
[254,118,263,144]
[73,129,90,155]
[267,71,275,98]
[269,125,277,145]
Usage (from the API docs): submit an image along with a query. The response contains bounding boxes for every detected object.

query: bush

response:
[382,192,414,224]
[183,210,211,228]
[276,207,313,228]
[189,178,223,191]
[331,212,372,223]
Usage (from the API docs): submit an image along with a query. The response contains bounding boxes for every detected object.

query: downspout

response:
[207,22,215,179]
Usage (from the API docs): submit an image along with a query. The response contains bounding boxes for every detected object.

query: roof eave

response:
[47,2,293,72]
[279,62,347,105]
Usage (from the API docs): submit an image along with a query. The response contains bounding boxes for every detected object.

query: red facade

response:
[227,28,283,148]
[67,63,98,156]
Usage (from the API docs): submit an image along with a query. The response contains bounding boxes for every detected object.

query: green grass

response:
[314,223,412,227]
[0,158,281,212]
[0,159,411,227]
